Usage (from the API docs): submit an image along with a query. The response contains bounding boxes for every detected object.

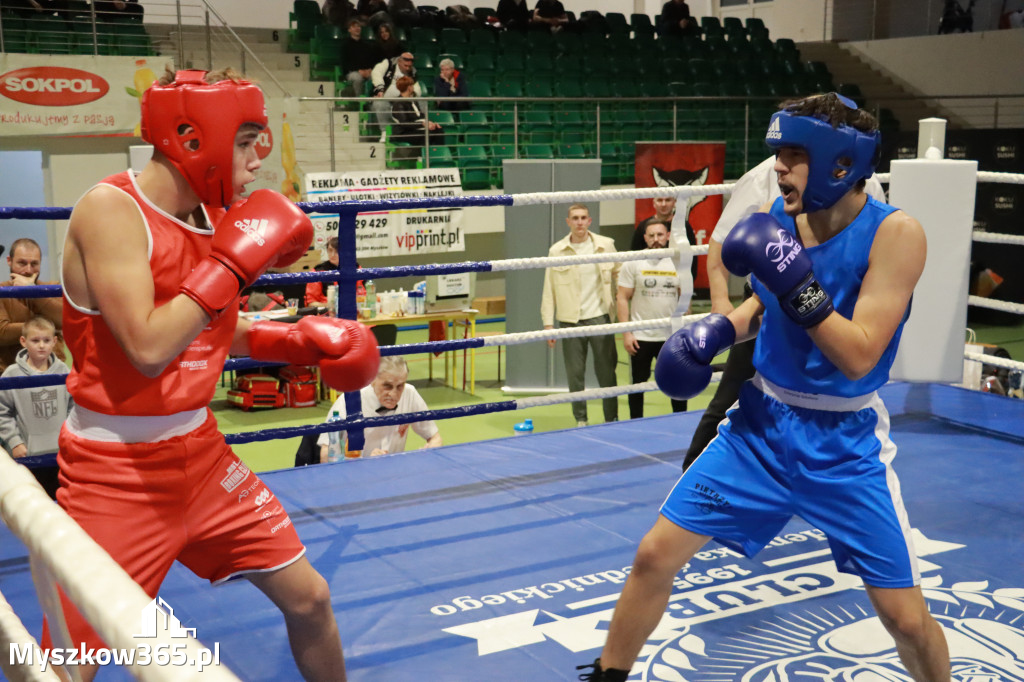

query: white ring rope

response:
[977,170,1024,184]
[0,456,241,682]
[971,231,1024,246]
[0,587,59,682]
[515,382,657,408]
[513,375,723,409]
[509,182,734,205]
[964,352,1024,373]
[489,314,707,347]
[490,245,708,272]
[968,295,1024,315]
[860,171,1024,185]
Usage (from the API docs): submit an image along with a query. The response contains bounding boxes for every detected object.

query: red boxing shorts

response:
[42,410,305,651]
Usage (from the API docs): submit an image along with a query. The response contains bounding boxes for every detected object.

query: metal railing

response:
[0,0,290,97]
[297,92,1024,183]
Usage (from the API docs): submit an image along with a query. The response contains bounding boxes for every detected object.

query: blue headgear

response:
[764,94,881,212]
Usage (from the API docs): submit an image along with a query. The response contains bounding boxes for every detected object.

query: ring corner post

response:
[337,206,366,453]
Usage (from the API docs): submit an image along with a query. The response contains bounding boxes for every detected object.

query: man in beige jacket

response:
[541,204,620,426]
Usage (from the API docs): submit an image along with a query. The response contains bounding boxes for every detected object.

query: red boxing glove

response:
[248,317,380,392]
[180,190,313,318]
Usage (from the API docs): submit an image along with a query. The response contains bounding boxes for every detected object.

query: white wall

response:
[844,29,1024,97]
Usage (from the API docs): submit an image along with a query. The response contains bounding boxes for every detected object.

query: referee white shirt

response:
[317,383,440,456]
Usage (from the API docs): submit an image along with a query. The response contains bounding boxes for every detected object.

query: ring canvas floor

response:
[2,382,1022,681]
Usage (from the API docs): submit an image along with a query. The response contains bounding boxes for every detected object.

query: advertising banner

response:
[634,142,726,290]
[303,168,464,258]
[0,54,150,136]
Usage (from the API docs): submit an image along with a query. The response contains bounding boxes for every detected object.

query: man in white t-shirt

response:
[541,203,620,427]
[318,356,441,459]
[683,155,886,469]
[617,220,690,419]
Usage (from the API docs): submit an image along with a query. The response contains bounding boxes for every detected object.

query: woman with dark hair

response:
[305,237,340,307]
[374,22,406,60]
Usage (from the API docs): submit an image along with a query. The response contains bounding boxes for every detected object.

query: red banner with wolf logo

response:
[634,142,725,290]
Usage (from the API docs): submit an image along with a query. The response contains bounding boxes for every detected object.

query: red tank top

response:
[64,171,236,415]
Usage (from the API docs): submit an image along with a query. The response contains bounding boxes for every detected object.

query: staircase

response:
[796,41,969,130]
[146,24,385,178]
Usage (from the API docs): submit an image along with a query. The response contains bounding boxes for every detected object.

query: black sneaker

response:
[576,658,629,682]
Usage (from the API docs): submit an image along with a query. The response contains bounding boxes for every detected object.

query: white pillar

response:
[889,158,977,383]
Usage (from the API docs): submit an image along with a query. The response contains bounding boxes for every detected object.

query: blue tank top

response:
[751,196,906,398]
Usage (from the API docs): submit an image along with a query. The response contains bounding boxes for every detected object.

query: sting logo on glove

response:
[793,282,829,317]
[765,229,802,272]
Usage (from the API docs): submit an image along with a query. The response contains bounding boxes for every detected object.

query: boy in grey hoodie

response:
[0,316,71,459]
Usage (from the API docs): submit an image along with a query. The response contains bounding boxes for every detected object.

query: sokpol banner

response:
[303,168,465,258]
[0,54,292,201]
[0,54,152,136]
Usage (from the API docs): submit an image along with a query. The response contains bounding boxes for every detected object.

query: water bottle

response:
[364,280,377,319]
[327,410,345,462]
[513,418,534,436]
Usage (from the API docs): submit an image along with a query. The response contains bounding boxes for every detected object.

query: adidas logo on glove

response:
[235,218,269,247]
[766,117,782,140]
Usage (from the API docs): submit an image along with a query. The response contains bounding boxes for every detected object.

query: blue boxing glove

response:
[721,213,834,328]
[655,314,736,401]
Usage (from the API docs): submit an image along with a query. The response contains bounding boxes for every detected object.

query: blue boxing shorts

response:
[661,373,920,588]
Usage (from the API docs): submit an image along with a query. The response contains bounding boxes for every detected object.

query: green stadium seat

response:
[468,26,496,47]
[700,16,721,33]
[409,26,437,46]
[557,143,589,159]
[287,0,321,53]
[604,12,630,36]
[723,16,744,35]
[473,7,495,24]
[491,110,516,129]
[630,13,654,36]
[524,78,554,98]
[421,145,454,167]
[467,81,493,98]
[457,144,489,169]
[309,34,343,80]
[439,27,467,50]
[468,52,496,71]
[523,144,554,159]
[0,15,31,53]
[28,14,72,54]
[497,30,526,51]
[599,143,621,184]
[428,110,456,127]
[113,21,152,55]
[557,124,592,146]
[489,144,516,187]
[745,17,767,36]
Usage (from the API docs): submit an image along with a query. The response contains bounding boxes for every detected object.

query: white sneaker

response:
[378,133,386,143]
[576,420,588,428]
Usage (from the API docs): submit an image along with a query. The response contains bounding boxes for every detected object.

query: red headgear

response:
[140,70,267,207]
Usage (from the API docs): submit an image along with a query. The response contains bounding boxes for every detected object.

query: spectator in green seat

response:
[433,58,468,112]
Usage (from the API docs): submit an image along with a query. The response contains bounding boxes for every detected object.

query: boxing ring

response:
[1,168,1024,680]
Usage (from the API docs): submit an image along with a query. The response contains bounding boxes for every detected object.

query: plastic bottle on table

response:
[327,410,345,462]
[513,418,534,436]
[364,280,377,318]
[327,284,339,316]
[355,281,367,318]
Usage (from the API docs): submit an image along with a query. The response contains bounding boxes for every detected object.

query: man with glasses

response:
[371,51,419,141]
